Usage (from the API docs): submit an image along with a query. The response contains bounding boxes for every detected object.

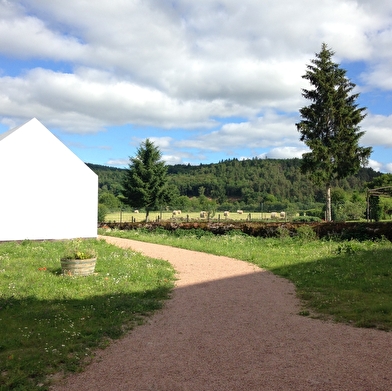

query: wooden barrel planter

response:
[60,258,97,276]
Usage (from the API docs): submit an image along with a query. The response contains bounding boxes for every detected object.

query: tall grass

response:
[0,238,175,390]
[101,227,392,331]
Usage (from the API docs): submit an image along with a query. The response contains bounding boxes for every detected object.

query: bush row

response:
[99,221,392,241]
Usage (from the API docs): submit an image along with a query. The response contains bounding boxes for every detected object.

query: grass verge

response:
[0,238,175,391]
[100,227,392,331]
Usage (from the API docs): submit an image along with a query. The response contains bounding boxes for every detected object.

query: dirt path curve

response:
[53,236,392,391]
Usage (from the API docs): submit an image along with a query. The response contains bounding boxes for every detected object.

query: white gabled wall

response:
[0,118,98,241]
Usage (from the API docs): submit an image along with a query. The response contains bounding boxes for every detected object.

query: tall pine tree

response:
[122,139,171,221]
[296,43,372,221]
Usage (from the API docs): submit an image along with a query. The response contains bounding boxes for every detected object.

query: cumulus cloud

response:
[368,159,387,173]
[0,68,228,132]
[362,114,392,147]
[385,163,392,173]
[259,146,309,159]
[162,155,183,165]
[366,157,392,173]
[172,112,302,155]
[106,158,129,166]
[0,0,391,166]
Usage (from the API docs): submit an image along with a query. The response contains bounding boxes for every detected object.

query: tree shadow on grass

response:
[2,243,392,391]
[46,263,392,391]
[0,286,171,391]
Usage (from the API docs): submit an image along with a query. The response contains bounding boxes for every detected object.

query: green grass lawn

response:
[101,227,392,331]
[0,238,175,391]
[3,229,391,389]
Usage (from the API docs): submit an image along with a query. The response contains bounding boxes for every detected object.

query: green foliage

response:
[295,225,317,241]
[168,158,377,207]
[292,215,322,222]
[303,209,324,219]
[87,163,125,195]
[276,226,291,239]
[98,203,109,223]
[296,43,372,221]
[89,158,379,216]
[381,198,392,220]
[174,195,193,211]
[335,240,363,255]
[225,229,248,237]
[99,191,121,211]
[331,188,347,204]
[122,139,172,220]
[172,228,214,239]
[0,239,175,390]
[332,200,365,222]
[368,196,382,221]
[60,239,97,260]
[367,173,392,189]
[366,174,392,221]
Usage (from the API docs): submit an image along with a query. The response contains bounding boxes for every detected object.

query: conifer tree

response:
[122,139,171,221]
[296,43,372,221]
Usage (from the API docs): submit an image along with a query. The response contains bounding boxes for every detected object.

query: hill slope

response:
[87,158,380,209]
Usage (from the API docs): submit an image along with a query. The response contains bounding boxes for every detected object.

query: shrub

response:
[276,226,291,239]
[292,216,322,223]
[172,228,214,239]
[295,225,317,241]
[225,229,248,237]
[98,203,109,223]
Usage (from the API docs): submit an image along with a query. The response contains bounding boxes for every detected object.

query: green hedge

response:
[99,221,392,241]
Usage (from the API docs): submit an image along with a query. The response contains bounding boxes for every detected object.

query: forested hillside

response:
[87,163,125,196]
[87,158,380,213]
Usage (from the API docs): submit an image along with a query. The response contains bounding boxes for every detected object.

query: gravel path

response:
[52,236,392,391]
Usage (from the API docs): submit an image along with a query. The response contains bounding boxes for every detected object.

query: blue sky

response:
[0,0,391,172]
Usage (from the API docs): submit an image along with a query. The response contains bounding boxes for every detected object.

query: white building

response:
[0,118,98,241]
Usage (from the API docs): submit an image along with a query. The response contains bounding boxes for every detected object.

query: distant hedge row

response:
[99,221,392,241]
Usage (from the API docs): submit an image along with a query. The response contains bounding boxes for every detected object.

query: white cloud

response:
[361,62,392,90]
[162,155,183,165]
[385,163,392,173]
[0,0,391,164]
[106,158,129,166]
[368,159,392,173]
[260,146,309,159]
[148,137,175,151]
[0,68,228,132]
[0,1,85,60]
[367,159,383,172]
[362,114,392,147]
[173,112,301,153]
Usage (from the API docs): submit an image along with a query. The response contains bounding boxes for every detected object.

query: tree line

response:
[88,158,384,220]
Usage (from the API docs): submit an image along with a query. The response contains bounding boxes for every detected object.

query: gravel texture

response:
[52,235,392,391]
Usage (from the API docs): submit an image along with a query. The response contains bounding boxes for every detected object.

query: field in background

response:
[104,210,289,223]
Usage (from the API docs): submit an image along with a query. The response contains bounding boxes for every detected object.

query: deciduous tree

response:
[296,43,372,221]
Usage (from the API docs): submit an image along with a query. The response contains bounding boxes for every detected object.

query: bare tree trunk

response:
[326,184,332,221]
[145,209,149,222]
